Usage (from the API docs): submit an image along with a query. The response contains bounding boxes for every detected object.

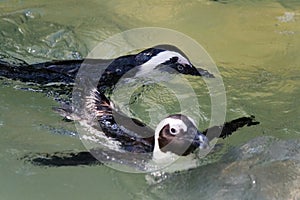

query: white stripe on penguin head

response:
[142,50,191,67]
[135,50,191,77]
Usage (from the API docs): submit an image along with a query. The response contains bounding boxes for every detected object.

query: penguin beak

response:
[188,64,201,76]
[190,64,215,78]
[193,131,210,150]
[181,130,210,156]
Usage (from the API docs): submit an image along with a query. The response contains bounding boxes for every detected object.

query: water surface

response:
[0,0,300,199]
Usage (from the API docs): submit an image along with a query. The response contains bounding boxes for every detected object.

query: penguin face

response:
[154,114,209,157]
[134,47,201,77]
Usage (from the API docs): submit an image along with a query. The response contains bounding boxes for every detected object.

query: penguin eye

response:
[177,65,184,71]
[170,127,179,135]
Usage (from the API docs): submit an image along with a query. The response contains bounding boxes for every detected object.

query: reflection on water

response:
[0,0,299,199]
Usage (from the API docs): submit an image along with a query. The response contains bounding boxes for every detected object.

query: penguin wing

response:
[91,92,155,153]
[202,116,260,141]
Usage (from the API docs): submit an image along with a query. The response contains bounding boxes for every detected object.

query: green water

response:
[0,0,300,199]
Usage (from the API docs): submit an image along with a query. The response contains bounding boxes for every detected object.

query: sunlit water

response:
[0,0,300,199]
